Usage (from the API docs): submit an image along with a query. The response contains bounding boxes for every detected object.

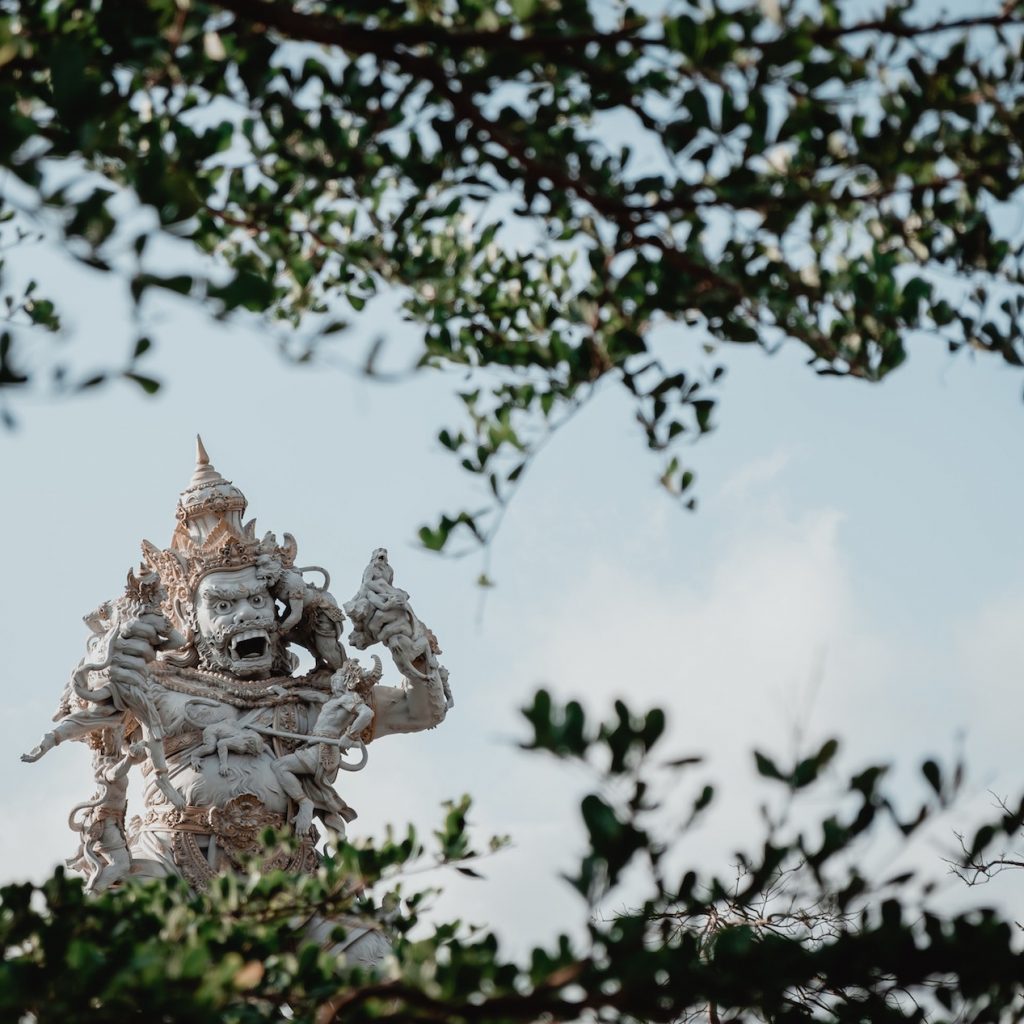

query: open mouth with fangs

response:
[229,628,270,662]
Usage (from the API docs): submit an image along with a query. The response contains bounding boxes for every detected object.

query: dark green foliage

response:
[5,694,1024,1022]
[2,1,1024,543]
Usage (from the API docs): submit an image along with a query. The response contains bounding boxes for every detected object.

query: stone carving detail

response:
[345,548,454,718]
[23,437,452,925]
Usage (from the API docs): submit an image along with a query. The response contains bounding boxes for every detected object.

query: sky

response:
[4,232,1024,955]
[4,0,1024,956]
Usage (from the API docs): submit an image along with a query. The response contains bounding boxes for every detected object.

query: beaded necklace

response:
[150,665,329,708]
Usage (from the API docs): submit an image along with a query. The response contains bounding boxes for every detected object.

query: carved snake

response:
[250,726,369,770]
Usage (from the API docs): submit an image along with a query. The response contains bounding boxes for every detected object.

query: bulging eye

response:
[251,595,265,607]
[216,600,232,614]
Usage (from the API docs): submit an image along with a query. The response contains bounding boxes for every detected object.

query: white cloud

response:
[332,477,990,955]
[371,493,908,953]
[952,591,1024,783]
[523,504,853,759]
[272,530,1024,958]
[715,448,795,506]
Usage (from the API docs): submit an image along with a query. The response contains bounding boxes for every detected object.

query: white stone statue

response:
[23,438,452,959]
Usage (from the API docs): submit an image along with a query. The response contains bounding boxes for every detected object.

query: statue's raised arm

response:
[344,548,453,739]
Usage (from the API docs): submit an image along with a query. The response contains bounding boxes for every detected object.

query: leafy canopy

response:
[2,0,1024,545]
[3,695,1024,1023]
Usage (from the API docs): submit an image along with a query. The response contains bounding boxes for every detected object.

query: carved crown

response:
[141,437,298,621]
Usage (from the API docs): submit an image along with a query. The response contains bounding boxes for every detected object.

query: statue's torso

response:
[126,668,331,884]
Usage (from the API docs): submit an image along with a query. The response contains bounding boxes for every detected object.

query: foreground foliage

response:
[2,0,1024,543]
[3,695,1024,1023]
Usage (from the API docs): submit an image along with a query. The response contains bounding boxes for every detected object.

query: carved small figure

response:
[22,570,188,810]
[67,736,147,893]
[189,720,267,776]
[345,548,453,709]
[272,657,380,835]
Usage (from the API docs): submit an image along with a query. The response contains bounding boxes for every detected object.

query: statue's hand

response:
[21,732,56,763]
[108,614,168,688]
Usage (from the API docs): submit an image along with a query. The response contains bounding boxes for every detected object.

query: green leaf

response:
[754,751,785,781]
[124,372,161,394]
[510,0,538,19]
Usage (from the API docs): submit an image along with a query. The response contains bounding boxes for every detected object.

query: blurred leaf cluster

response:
[4,695,1024,1022]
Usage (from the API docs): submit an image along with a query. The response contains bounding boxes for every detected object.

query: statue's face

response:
[194,566,280,677]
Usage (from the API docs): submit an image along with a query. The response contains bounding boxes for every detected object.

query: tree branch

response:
[212,0,642,57]
[820,9,1024,41]
[211,0,742,299]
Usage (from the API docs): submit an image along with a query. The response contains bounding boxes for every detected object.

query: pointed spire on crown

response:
[174,434,248,548]
[187,434,230,492]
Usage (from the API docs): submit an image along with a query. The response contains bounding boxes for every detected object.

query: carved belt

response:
[142,793,285,841]
[139,794,318,890]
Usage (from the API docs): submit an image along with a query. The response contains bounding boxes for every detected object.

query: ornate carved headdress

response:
[142,437,298,628]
